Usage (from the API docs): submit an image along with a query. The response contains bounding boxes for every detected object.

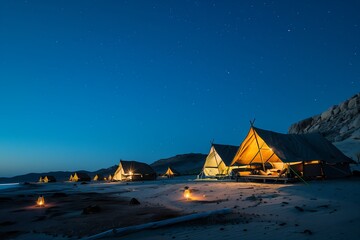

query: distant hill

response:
[0,165,118,184]
[0,154,209,183]
[92,165,118,178]
[150,153,207,175]
[288,93,360,161]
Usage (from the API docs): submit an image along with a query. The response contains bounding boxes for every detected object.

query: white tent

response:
[199,143,239,178]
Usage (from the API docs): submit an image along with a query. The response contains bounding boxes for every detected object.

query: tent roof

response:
[212,143,239,165]
[120,160,156,175]
[164,166,180,175]
[241,127,354,164]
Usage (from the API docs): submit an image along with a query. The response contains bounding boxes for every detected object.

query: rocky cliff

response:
[288,93,360,160]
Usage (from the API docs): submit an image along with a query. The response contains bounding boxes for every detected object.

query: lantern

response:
[36,196,45,207]
[184,187,191,200]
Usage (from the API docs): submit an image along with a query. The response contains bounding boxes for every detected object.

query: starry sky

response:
[0,0,359,177]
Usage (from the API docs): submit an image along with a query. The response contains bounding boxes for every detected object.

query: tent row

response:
[38,175,56,183]
[67,172,113,182]
[66,160,175,182]
[199,126,354,181]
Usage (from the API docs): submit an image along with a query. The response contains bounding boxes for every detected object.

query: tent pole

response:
[288,165,308,185]
[264,152,276,164]
[213,147,222,175]
[252,128,266,171]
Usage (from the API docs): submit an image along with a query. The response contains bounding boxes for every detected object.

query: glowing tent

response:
[71,172,91,182]
[231,127,354,180]
[199,143,239,178]
[43,176,56,183]
[163,167,180,177]
[113,160,157,181]
[69,174,73,181]
[39,176,56,183]
[93,174,104,181]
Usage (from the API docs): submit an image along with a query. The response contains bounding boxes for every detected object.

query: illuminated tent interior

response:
[113,160,157,181]
[199,143,239,178]
[163,167,180,177]
[231,127,354,179]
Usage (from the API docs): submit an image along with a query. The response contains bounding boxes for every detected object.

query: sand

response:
[1,176,360,240]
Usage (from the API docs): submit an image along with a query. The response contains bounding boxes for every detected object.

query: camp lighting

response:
[36,196,45,207]
[184,187,191,200]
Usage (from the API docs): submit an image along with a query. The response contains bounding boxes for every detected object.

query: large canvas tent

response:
[231,127,354,180]
[113,160,157,181]
[199,143,239,178]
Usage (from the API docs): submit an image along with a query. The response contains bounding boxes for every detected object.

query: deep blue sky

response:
[0,0,359,177]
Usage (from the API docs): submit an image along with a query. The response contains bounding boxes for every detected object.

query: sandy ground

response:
[1,176,360,240]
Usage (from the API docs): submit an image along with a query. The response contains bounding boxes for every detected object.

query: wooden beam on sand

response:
[84,208,232,240]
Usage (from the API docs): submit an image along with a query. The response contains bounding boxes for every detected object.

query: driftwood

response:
[84,208,232,240]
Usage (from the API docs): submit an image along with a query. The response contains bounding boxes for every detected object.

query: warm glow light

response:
[36,196,45,207]
[128,171,133,175]
[184,189,191,200]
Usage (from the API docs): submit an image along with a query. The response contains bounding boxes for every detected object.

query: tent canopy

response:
[212,144,239,166]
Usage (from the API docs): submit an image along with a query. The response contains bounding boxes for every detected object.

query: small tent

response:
[93,174,104,181]
[113,160,157,181]
[231,127,354,179]
[69,174,73,181]
[39,176,56,183]
[163,167,180,178]
[43,176,56,183]
[199,143,239,178]
[72,172,91,182]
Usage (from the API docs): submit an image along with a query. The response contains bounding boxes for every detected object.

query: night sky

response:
[1,0,359,177]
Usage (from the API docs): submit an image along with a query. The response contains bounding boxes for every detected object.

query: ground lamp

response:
[184,187,191,200]
[36,196,45,207]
